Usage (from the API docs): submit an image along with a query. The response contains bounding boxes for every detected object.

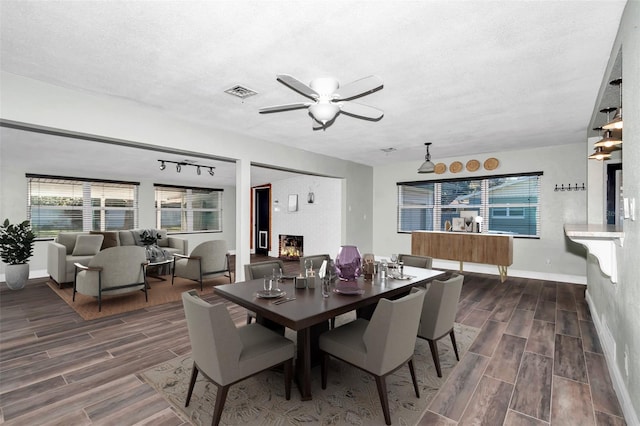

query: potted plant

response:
[0,219,36,290]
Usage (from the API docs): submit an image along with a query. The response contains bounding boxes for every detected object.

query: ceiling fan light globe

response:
[309,103,339,124]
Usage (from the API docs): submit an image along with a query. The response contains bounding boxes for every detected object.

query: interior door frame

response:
[251,184,272,254]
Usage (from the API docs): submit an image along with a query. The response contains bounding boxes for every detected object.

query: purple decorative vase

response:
[335,245,362,281]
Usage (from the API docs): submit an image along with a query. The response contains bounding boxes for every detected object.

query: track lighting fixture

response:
[157,160,216,177]
[417,142,435,173]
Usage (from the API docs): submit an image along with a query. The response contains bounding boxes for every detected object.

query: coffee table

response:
[215,266,445,400]
[145,258,173,283]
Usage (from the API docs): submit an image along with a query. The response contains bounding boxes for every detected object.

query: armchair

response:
[73,246,148,312]
[172,240,232,291]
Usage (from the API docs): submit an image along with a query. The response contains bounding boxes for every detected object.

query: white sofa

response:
[47,229,188,286]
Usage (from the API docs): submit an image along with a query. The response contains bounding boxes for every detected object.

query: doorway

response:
[254,186,271,255]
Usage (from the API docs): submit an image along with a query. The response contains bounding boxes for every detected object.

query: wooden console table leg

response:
[497,265,508,282]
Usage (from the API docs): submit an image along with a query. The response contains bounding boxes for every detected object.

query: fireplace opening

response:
[279,235,303,260]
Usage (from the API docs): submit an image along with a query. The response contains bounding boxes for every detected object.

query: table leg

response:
[498,265,508,282]
[295,321,329,400]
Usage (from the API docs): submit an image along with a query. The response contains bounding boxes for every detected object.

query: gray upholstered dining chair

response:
[398,253,433,269]
[182,290,295,426]
[172,240,231,291]
[243,259,286,324]
[319,288,427,425]
[299,253,331,273]
[417,273,464,377]
[73,246,148,312]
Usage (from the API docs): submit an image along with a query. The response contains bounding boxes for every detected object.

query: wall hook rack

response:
[554,183,586,192]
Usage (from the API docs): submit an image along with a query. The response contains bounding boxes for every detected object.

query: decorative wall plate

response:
[484,157,499,170]
[466,159,480,172]
[450,161,463,173]
[434,163,447,174]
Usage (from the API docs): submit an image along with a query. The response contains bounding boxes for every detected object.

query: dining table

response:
[214,265,446,400]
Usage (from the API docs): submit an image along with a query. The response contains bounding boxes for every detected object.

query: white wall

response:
[0,72,374,279]
[582,2,640,422]
[373,143,588,282]
[269,175,342,258]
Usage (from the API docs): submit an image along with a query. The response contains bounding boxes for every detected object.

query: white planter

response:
[5,263,29,290]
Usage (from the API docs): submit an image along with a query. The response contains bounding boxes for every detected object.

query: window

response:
[155,185,222,232]
[27,175,139,238]
[397,172,541,237]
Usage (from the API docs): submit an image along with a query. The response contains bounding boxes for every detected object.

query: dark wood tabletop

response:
[215,266,446,400]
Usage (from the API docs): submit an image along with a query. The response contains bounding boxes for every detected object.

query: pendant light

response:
[603,79,623,130]
[588,146,612,161]
[594,107,622,148]
[417,142,435,173]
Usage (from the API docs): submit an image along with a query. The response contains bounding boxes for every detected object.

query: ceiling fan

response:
[259,74,384,129]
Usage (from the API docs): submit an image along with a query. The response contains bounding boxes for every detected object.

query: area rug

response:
[140,321,480,425]
[46,274,233,321]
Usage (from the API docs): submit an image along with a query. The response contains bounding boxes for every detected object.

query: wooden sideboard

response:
[411,231,513,282]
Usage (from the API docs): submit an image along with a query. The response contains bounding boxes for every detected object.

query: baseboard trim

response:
[585,290,639,425]
[431,260,587,284]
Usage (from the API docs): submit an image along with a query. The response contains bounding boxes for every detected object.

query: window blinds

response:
[397,172,542,237]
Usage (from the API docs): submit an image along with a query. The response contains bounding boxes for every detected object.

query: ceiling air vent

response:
[224,85,258,99]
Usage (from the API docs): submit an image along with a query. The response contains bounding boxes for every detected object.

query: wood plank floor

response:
[0,257,627,425]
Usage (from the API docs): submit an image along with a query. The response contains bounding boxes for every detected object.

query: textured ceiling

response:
[0,0,627,182]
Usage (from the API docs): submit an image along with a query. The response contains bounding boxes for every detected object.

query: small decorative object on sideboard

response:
[0,219,36,290]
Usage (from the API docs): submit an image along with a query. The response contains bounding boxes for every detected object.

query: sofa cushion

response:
[72,235,104,256]
[57,232,87,255]
[90,231,120,250]
[118,230,135,246]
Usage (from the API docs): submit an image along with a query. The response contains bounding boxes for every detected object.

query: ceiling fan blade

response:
[339,101,384,121]
[311,117,324,130]
[276,74,319,100]
[259,102,312,113]
[335,75,383,100]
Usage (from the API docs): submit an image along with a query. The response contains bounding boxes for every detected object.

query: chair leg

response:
[374,375,392,425]
[330,317,336,329]
[408,358,420,398]
[97,274,102,312]
[212,384,230,426]
[185,362,199,407]
[449,330,460,361]
[246,312,253,324]
[284,358,293,400]
[428,339,442,377]
[321,352,329,389]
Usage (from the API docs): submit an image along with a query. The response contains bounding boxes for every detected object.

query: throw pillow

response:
[72,234,104,256]
[89,231,120,250]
